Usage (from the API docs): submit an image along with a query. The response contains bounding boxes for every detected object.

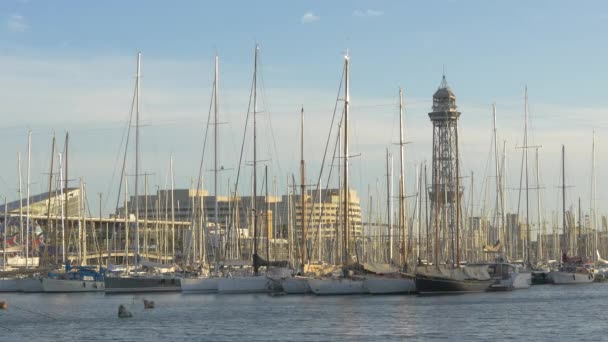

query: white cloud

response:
[7,14,29,32]
[353,9,384,17]
[301,11,320,24]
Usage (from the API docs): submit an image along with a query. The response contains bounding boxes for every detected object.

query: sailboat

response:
[277,107,312,294]
[548,145,594,284]
[104,52,182,294]
[181,54,221,293]
[364,88,416,295]
[307,52,367,296]
[41,260,104,292]
[216,45,279,294]
[414,76,493,294]
[487,102,531,291]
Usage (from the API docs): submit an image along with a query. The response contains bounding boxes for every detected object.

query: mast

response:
[170,156,175,261]
[252,45,259,275]
[524,87,530,266]
[300,106,306,267]
[214,53,220,261]
[25,130,31,268]
[535,148,542,262]
[386,149,393,263]
[265,165,270,269]
[492,104,501,248]
[342,51,350,266]
[46,134,55,264]
[592,131,597,261]
[398,87,406,268]
[3,197,6,269]
[17,152,23,265]
[418,163,423,264]
[562,145,566,257]
[58,153,65,263]
[134,51,141,268]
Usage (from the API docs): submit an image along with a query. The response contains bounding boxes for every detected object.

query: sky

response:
[0,1,607,228]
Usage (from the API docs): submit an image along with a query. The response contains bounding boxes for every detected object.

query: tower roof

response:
[433,75,455,99]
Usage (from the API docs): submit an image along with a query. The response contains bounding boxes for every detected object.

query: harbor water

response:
[0,284,604,341]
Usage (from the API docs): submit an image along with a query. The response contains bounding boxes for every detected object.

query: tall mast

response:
[25,130,31,268]
[134,51,141,268]
[58,153,65,263]
[562,145,566,256]
[524,87,530,266]
[300,106,307,267]
[17,152,23,264]
[592,131,597,261]
[214,53,220,260]
[3,197,7,269]
[386,149,393,263]
[492,104,501,246]
[46,134,55,264]
[265,165,270,269]
[252,45,259,275]
[170,156,175,260]
[398,87,406,267]
[535,148,542,262]
[418,163,423,264]
[342,51,350,266]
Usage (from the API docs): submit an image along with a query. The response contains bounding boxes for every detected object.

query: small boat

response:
[488,263,531,291]
[549,268,594,284]
[548,253,594,285]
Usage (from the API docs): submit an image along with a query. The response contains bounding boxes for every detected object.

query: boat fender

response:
[0,301,7,310]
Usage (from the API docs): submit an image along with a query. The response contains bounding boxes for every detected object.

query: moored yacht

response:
[42,264,105,293]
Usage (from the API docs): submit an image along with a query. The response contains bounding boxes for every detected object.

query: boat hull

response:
[181,277,218,292]
[281,276,312,294]
[0,278,20,292]
[19,277,43,292]
[364,275,416,294]
[549,271,594,284]
[415,274,492,294]
[104,276,181,293]
[307,278,368,295]
[42,278,105,292]
[217,276,276,294]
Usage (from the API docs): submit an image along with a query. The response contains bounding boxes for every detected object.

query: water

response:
[0,284,604,341]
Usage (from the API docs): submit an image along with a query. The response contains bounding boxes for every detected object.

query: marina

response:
[1,1,608,340]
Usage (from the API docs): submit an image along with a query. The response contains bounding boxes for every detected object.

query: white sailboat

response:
[277,106,312,295]
[217,45,283,295]
[306,52,367,296]
[181,54,222,293]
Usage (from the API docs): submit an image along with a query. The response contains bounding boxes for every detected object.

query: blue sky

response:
[0,1,606,228]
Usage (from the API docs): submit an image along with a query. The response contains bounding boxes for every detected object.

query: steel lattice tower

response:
[429,76,462,266]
